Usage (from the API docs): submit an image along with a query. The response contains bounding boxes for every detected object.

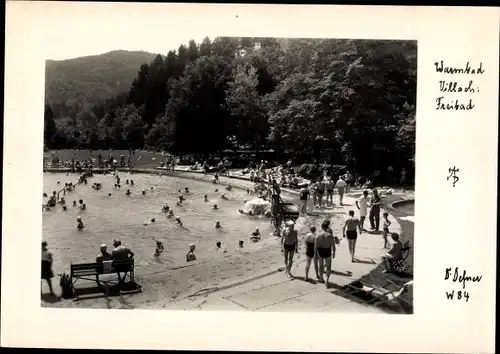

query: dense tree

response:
[44,104,57,148]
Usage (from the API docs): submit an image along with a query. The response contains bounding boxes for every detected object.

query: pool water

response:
[394,200,415,215]
[43,172,274,276]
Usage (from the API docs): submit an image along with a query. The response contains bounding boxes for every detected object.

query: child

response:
[215,220,222,229]
[382,212,391,249]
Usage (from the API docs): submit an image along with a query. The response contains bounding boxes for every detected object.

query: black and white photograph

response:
[42,36,416,312]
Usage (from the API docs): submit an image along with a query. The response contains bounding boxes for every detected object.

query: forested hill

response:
[45,50,156,107]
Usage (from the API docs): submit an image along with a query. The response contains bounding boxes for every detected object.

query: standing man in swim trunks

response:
[314,220,335,287]
[316,178,325,208]
[304,226,319,282]
[281,220,298,278]
[343,210,363,262]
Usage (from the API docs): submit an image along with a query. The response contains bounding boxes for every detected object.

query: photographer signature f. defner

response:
[445,267,482,289]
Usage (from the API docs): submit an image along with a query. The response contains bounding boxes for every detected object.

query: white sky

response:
[10,2,237,60]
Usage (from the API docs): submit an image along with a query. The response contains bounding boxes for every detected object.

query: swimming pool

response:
[43,172,275,276]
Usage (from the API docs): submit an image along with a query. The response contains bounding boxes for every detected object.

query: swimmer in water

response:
[176,198,183,207]
[250,227,261,242]
[162,203,170,212]
[141,189,146,195]
[213,204,218,210]
[204,195,208,202]
[215,220,222,229]
[238,240,244,248]
[59,197,66,205]
[126,189,131,196]
[77,217,85,230]
[73,200,77,207]
[215,241,227,253]
[184,187,189,193]
[78,199,86,210]
[151,218,156,223]
[57,181,60,185]
[226,184,232,191]
[175,216,183,227]
[186,244,196,262]
[243,198,248,203]
[108,193,112,196]
[178,189,182,193]
[62,205,67,211]
[130,180,134,185]
[151,187,154,190]
[214,189,219,192]
[167,209,174,218]
[43,193,48,198]
[221,194,228,200]
[126,179,129,184]
[153,237,164,256]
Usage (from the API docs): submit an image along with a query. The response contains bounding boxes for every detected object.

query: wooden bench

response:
[384,241,411,274]
[70,259,141,299]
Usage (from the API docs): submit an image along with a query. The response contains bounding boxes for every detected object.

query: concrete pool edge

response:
[388,199,415,211]
[44,167,402,293]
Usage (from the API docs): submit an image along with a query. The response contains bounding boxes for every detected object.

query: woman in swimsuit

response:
[281,221,298,278]
[314,220,335,287]
[304,226,318,282]
[343,210,363,262]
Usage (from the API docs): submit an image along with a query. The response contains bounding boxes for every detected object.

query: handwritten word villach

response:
[435,61,485,75]
[445,267,482,289]
[439,80,478,93]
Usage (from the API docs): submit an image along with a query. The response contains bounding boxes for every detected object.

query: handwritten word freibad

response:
[444,267,483,303]
[434,61,485,111]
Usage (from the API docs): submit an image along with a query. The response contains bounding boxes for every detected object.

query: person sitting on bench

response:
[111,239,134,284]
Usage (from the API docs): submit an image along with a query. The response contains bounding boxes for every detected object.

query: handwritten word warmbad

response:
[435,61,485,75]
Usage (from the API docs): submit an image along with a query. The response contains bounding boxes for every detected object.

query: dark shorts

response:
[327,189,333,194]
[283,243,296,252]
[383,227,389,234]
[346,230,358,240]
[41,261,53,279]
[317,247,332,258]
[316,190,324,196]
[305,243,315,258]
